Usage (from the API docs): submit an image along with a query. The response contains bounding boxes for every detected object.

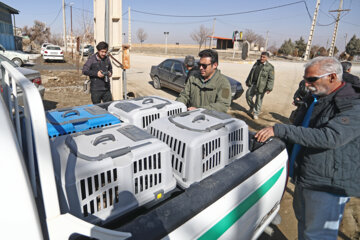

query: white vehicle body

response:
[0,43,30,66]
[43,45,64,61]
[41,43,51,55]
[0,61,288,240]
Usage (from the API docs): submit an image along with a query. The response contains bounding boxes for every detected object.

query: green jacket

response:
[176,69,231,113]
[246,60,275,93]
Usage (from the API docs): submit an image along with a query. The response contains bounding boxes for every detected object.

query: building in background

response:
[0,2,19,50]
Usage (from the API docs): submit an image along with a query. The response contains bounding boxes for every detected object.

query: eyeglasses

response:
[198,63,212,69]
[303,72,334,83]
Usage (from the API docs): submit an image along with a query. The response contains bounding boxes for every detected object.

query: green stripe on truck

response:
[198,167,284,240]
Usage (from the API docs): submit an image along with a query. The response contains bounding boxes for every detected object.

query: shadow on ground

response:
[147,81,180,98]
[43,99,58,111]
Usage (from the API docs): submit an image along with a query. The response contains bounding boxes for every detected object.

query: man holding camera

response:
[82,41,113,104]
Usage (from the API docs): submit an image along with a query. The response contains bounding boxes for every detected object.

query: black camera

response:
[101,71,109,82]
[293,80,310,107]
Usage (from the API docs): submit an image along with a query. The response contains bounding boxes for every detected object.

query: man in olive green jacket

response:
[176,49,231,113]
[245,52,275,119]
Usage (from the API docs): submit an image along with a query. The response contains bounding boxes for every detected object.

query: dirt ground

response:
[30,49,360,240]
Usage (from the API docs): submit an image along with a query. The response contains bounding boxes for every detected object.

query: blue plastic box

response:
[46,104,121,138]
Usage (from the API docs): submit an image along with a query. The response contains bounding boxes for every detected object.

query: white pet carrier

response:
[108,96,187,129]
[50,124,176,224]
[148,109,249,188]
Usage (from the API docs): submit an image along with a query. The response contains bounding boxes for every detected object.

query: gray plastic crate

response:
[148,109,249,188]
[108,96,187,129]
[50,124,176,224]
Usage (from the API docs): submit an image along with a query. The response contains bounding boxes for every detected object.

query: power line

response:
[48,7,62,26]
[132,1,307,18]
[123,18,213,25]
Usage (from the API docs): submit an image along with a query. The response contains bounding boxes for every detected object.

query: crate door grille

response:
[80,168,118,217]
[228,128,245,159]
[133,153,163,195]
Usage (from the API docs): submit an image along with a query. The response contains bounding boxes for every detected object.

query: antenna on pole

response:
[304,0,320,61]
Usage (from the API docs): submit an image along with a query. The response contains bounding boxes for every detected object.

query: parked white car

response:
[42,45,64,62]
[0,44,30,67]
[0,54,45,105]
[40,42,51,55]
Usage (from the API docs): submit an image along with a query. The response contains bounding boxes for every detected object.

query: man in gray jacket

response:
[255,57,360,240]
[245,52,274,119]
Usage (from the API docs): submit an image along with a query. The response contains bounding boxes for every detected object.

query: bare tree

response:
[49,33,64,46]
[136,28,148,46]
[243,29,258,44]
[77,10,94,62]
[22,20,51,46]
[190,25,211,51]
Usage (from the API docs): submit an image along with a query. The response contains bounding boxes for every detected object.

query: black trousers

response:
[91,90,113,104]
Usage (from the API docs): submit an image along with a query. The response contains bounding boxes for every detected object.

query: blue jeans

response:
[293,184,349,240]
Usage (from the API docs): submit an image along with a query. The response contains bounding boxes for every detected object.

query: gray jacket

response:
[274,83,360,197]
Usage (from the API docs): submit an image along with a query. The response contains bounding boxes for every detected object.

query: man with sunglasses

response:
[176,49,231,113]
[255,57,360,240]
[245,51,274,120]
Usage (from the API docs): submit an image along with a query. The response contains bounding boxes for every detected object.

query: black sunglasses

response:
[303,72,334,83]
[198,63,212,69]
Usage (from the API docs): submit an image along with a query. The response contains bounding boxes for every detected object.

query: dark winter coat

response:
[343,72,360,86]
[274,83,360,197]
[82,54,113,91]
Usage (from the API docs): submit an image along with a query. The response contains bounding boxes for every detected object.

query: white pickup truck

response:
[0,61,288,240]
[0,43,30,66]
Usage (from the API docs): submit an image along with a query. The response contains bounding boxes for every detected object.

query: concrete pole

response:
[62,0,67,52]
[164,32,169,54]
[70,4,73,59]
[128,6,131,48]
[329,0,343,56]
[265,31,269,51]
[304,0,320,61]
[210,18,216,49]
[109,0,123,100]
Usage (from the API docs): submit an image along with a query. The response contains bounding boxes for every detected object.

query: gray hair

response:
[305,56,343,82]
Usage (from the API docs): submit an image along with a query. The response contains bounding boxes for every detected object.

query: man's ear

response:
[213,62,218,69]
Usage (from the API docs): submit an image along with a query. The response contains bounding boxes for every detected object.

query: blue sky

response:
[3,0,360,51]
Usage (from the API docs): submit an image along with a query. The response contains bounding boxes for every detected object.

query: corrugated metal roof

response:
[207,36,232,40]
[0,1,19,14]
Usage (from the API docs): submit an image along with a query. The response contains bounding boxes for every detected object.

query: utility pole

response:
[265,30,269,51]
[70,3,73,59]
[344,33,348,50]
[304,0,320,61]
[164,32,169,54]
[128,6,131,48]
[328,0,350,56]
[62,0,67,53]
[210,18,216,49]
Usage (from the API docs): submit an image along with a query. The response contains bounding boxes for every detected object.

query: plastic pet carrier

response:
[148,109,249,188]
[46,104,121,138]
[108,96,186,129]
[50,124,176,224]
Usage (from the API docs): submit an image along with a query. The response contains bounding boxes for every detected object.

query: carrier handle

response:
[62,110,80,118]
[93,134,115,146]
[192,114,206,123]
[142,98,154,104]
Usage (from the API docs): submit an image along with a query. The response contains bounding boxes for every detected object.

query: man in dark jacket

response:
[184,55,198,84]
[341,61,360,86]
[245,52,274,119]
[255,57,360,240]
[82,41,113,104]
